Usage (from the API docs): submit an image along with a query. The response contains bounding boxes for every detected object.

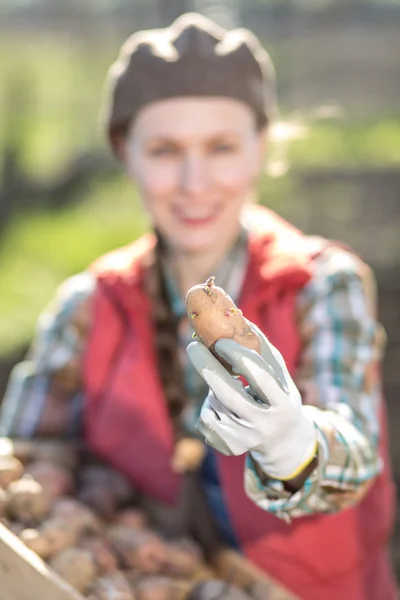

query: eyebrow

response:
[143,130,242,143]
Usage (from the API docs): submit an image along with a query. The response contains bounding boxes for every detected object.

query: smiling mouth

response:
[174,205,221,227]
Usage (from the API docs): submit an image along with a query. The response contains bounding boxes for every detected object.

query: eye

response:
[148,144,179,157]
[211,142,237,154]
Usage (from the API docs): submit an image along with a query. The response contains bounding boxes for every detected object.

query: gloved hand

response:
[186,321,317,481]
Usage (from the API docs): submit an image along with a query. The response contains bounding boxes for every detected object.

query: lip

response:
[173,205,221,228]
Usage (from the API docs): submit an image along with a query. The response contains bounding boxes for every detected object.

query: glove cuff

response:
[251,413,318,481]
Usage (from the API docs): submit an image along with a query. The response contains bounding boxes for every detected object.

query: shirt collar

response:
[163,226,249,319]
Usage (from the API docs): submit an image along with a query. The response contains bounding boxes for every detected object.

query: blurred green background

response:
[1,6,400,353]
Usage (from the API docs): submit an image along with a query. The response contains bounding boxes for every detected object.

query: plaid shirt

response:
[0,228,385,525]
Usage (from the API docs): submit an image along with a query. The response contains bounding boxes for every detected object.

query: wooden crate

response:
[0,521,299,600]
[0,438,299,599]
[0,438,84,599]
[0,521,84,600]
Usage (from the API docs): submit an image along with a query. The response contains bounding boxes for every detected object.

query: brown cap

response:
[101,12,276,155]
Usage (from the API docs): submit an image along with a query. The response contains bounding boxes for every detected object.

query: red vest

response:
[83,206,396,600]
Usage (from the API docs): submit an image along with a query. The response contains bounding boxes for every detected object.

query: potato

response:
[140,496,189,540]
[135,576,189,600]
[79,536,118,575]
[79,466,134,505]
[187,580,253,600]
[0,437,14,458]
[126,573,192,599]
[162,538,202,577]
[91,572,135,600]
[0,488,8,517]
[25,461,74,500]
[32,442,79,471]
[185,277,261,367]
[40,518,76,556]
[0,456,24,488]
[49,547,97,593]
[3,440,35,465]
[51,498,101,536]
[78,484,118,520]
[123,570,141,589]
[19,528,51,559]
[114,508,147,530]
[7,521,25,536]
[106,527,167,573]
[170,438,206,474]
[7,475,51,524]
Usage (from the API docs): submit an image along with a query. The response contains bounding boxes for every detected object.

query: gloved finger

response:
[249,320,301,401]
[204,390,243,423]
[197,396,251,455]
[187,341,262,416]
[205,392,263,439]
[197,394,235,454]
[214,338,290,406]
[247,320,292,382]
[196,418,233,455]
[216,330,289,395]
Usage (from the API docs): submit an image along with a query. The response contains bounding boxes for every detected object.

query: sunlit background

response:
[0,0,399,576]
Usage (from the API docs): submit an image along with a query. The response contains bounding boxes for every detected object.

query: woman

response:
[0,13,397,600]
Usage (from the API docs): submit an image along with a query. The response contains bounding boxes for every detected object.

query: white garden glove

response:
[187,321,317,481]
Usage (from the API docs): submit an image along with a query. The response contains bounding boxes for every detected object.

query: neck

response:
[165,234,240,298]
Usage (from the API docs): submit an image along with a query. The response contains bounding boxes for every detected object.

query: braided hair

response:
[144,231,188,443]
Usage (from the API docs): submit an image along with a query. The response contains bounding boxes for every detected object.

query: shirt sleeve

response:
[0,271,95,438]
[244,247,386,519]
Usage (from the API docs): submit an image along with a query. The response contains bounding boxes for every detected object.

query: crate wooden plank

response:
[211,548,300,600]
[0,522,84,600]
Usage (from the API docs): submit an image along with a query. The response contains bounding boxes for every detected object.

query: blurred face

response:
[120,97,265,254]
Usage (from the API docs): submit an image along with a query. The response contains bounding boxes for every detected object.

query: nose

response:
[180,153,208,197]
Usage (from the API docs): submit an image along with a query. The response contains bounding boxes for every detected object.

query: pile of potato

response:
[0,441,255,600]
